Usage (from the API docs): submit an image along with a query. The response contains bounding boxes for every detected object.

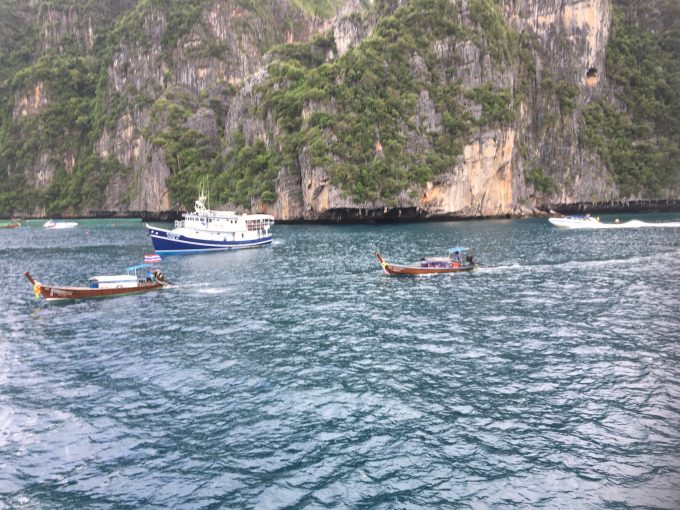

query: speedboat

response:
[24,264,167,302]
[43,220,78,229]
[376,247,476,276]
[146,191,274,255]
[548,215,601,229]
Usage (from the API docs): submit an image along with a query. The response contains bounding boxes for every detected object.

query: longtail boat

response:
[24,264,167,302]
[0,221,20,229]
[376,247,476,276]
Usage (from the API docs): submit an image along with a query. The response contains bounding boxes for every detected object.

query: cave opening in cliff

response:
[587,67,598,78]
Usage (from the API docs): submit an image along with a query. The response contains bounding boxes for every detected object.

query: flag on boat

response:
[144,254,161,264]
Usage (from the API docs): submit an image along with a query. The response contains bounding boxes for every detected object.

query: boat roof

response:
[90,275,137,282]
[447,247,469,253]
[183,210,274,220]
[126,263,153,271]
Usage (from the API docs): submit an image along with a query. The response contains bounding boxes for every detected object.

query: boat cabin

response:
[420,247,473,268]
[89,264,158,289]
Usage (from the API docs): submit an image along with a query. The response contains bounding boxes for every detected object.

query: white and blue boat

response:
[146,192,274,255]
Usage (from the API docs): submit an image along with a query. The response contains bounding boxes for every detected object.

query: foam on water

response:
[553,219,680,229]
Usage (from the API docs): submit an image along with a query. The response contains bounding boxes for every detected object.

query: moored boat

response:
[25,264,166,302]
[0,221,20,229]
[146,191,274,255]
[376,247,476,276]
[43,219,78,229]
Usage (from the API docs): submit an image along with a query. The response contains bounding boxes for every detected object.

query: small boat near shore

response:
[43,219,78,229]
[146,191,274,255]
[376,248,476,276]
[0,221,20,229]
[25,264,166,302]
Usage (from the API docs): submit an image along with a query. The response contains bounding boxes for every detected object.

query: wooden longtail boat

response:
[0,221,20,229]
[376,248,476,276]
[24,264,166,302]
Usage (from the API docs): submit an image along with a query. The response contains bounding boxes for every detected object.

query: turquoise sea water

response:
[1,215,680,508]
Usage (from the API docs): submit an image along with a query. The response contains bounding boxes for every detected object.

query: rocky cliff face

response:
[1,0,673,220]
[93,0,369,215]
[264,0,616,220]
[422,0,616,219]
[507,0,615,203]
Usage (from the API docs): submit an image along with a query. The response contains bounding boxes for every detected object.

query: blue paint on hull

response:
[147,226,272,255]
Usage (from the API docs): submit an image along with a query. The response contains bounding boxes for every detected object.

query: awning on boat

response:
[447,247,469,253]
[126,263,153,271]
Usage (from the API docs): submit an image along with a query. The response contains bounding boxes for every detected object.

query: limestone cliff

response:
[0,0,677,220]
[506,0,615,204]
[262,0,616,220]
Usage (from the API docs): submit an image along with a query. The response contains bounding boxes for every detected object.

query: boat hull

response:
[548,217,601,229]
[44,221,78,229]
[376,253,475,276]
[24,272,163,302]
[0,223,20,229]
[147,225,272,254]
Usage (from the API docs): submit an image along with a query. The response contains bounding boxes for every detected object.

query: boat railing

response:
[246,220,270,231]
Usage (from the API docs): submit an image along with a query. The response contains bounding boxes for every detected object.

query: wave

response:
[553,219,680,229]
[476,248,680,274]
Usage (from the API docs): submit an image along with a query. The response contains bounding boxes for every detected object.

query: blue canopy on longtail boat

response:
[126,263,153,271]
[447,247,469,253]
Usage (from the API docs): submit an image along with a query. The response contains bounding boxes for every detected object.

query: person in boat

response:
[452,251,462,264]
[146,269,153,283]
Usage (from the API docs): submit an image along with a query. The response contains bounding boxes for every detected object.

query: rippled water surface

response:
[2,216,680,508]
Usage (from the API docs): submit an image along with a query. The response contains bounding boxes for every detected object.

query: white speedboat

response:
[548,215,601,228]
[146,191,274,255]
[43,220,78,229]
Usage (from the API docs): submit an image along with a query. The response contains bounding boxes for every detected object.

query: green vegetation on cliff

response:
[260,0,516,203]
[581,1,680,197]
[1,0,678,216]
[153,0,516,209]
[0,0,134,215]
[0,54,102,214]
[0,0,358,215]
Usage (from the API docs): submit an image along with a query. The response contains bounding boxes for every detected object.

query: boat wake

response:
[552,219,680,229]
[195,287,230,294]
[476,248,680,274]
[475,263,523,274]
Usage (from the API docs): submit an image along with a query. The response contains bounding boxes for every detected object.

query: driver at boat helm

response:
[146,270,153,283]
